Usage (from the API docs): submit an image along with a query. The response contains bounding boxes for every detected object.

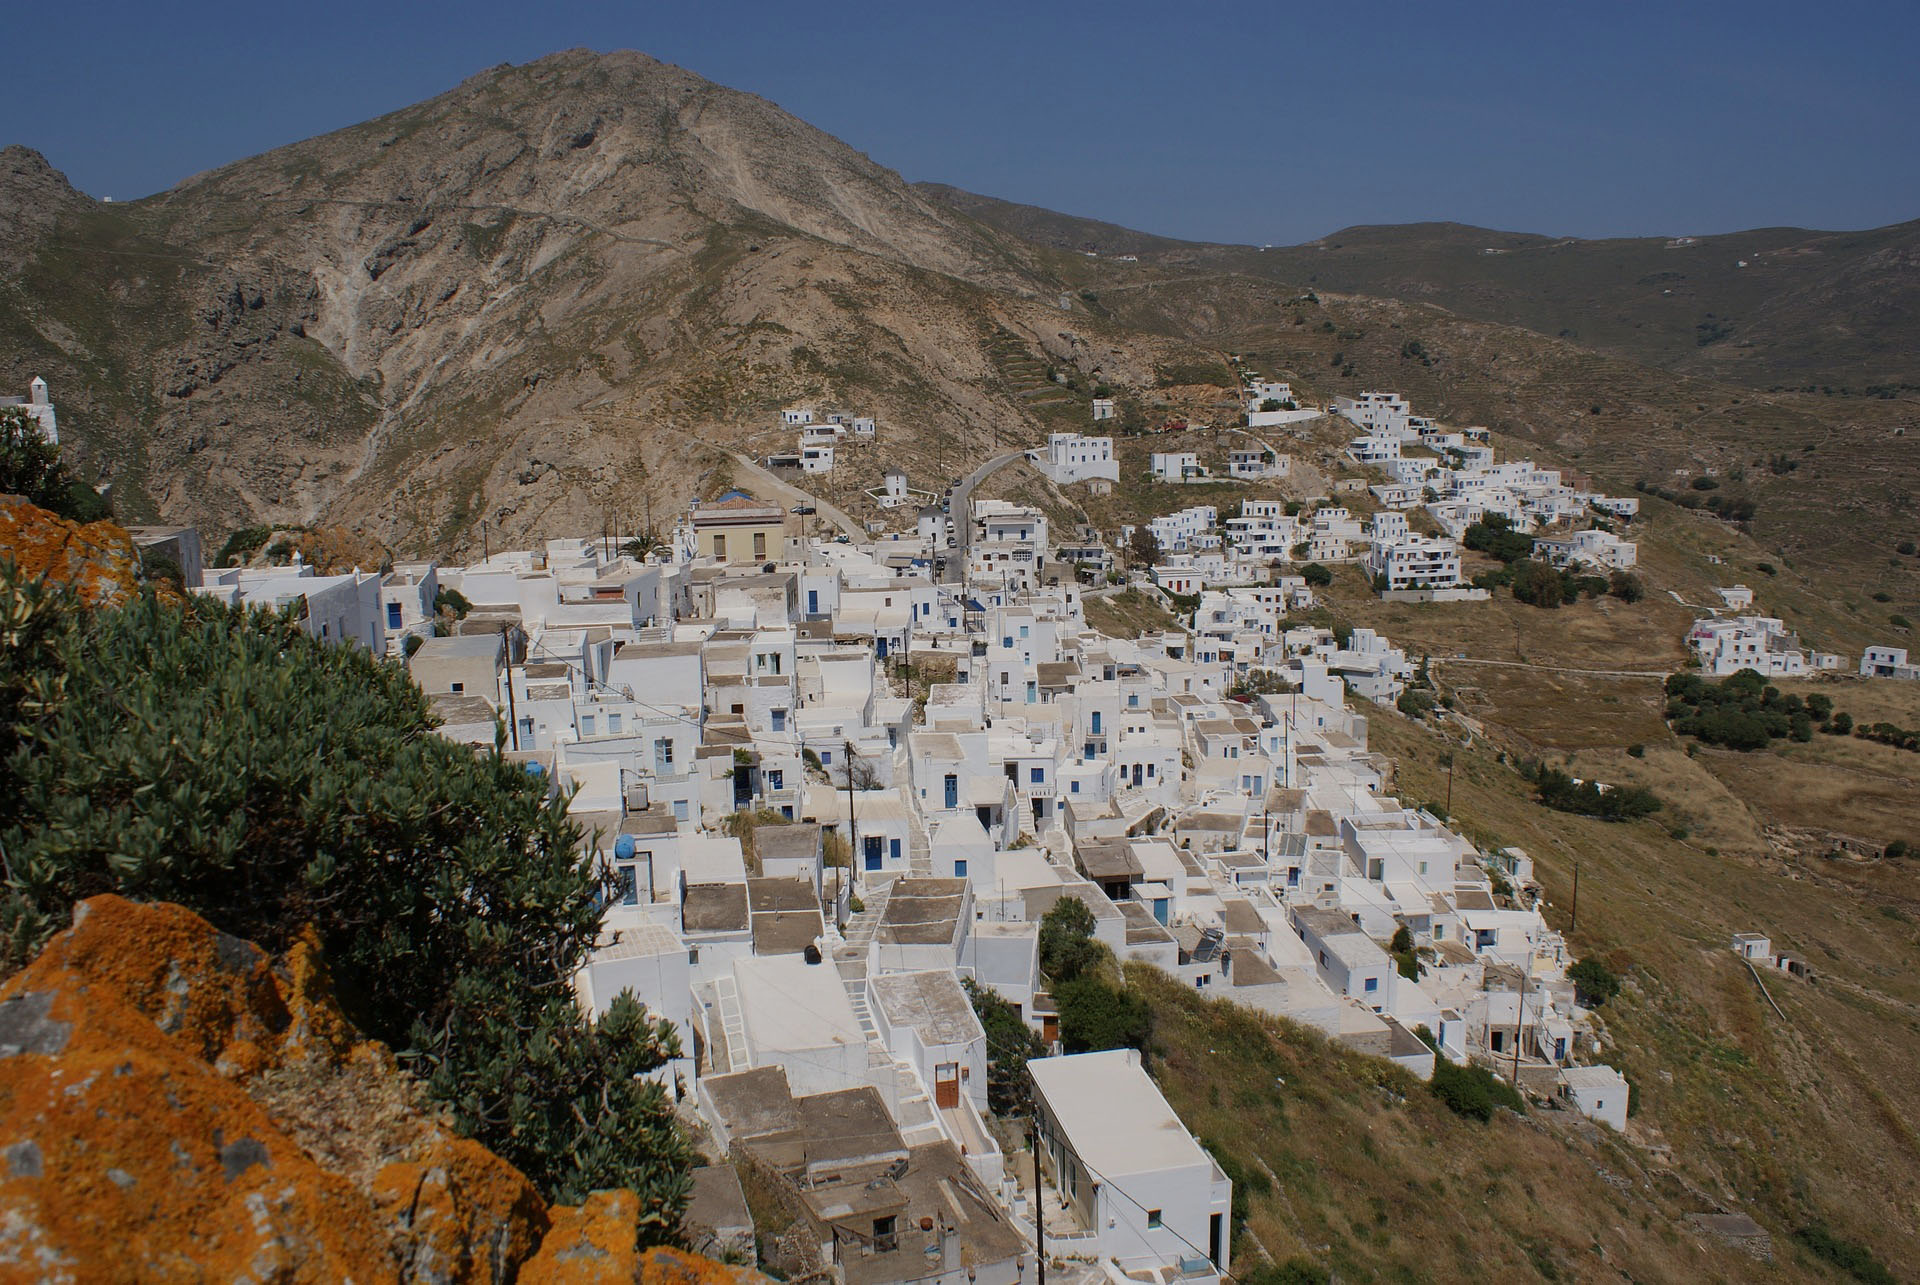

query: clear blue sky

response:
[16,0,1918,243]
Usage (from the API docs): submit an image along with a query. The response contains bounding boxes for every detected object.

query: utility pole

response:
[1570,862,1579,937]
[481,519,490,564]
[1444,752,1456,816]
[502,624,520,752]
[1030,1117,1046,1285]
[1511,944,1532,1087]
[845,737,861,881]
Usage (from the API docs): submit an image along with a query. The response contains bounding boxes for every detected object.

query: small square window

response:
[1146,1209,1162,1228]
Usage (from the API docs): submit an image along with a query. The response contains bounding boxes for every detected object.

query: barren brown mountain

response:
[0,49,1211,554]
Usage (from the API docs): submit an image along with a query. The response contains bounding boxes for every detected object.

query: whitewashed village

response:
[21,367,1905,1282]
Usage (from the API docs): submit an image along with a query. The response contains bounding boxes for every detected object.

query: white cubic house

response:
[1028,1049,1232,1277]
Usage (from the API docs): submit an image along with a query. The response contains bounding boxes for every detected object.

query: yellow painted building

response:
[690,493,788,564]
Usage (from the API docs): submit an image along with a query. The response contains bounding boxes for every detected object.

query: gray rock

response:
[0,991,71,1058]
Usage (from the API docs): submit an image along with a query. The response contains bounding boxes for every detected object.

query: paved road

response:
[726,451,869,544]
[943,450,1029,581]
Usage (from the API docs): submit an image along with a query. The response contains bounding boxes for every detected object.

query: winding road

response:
[942,449,1029,581]
[725,451,869,544]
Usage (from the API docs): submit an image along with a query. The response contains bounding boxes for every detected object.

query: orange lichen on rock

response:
[0,896,393,1281]
[0,496,141,605]
[0,895,757,1283]
[523,1193,763,1285]
[373,1136,551,1284]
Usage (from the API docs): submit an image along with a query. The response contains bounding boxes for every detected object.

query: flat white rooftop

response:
[736,954,865,1056]
[1028,1049,1210,1178]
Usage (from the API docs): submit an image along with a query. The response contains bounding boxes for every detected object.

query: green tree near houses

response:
[0,569,693,1228]
[0,406,109,522]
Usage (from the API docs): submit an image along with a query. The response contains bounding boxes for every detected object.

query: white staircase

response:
[908,808,935,876]
[711,974,750,1074]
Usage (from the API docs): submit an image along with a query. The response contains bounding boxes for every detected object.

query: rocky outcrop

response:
[0,497,141,605]
[0,896,759,1282]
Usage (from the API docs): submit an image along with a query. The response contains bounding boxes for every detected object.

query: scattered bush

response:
[1891,614,1912,630]
[1793,1223,1895,1285]
[1569,958,1621,1007]
[1396,688,1435,720]
[1626,743,1646,758]
[1509,559,1566,609]
[1300,562,1334,587]
[1528,766,1661,820]
[1462,514,1533,563]
[216,524,275,568]
[1241,1260,1330,1285]
[1666,670,1813,751]
[1430,1059,1524,1122]
[1056,974,1151,1054]
[433,587,473,619]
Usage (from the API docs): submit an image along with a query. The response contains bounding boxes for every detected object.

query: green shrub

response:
[1240,1260,1330,1285]
[1038,896,1102,983]
[1430,1059,1524,1121]
[1568,957,1621,1007]
[964,977,1043,1115]
[1300,562,1333,587]
[1509,559,1565,609]
[1793,1223,1895,1285]
[0,407,106,522]
[216,525,276,567]
[1056,974,1150,1054]
[1462,514,1533,563]
[1396,688,1435,720]
[0,574,692,1226]
[1529,767,1661,821]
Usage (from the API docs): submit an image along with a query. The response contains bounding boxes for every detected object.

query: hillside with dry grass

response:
[922,184,1920,391]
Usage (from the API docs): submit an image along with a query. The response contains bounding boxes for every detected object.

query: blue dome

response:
[614,833,637,860]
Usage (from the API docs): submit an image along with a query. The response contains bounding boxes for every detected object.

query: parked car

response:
[791,504,816,515]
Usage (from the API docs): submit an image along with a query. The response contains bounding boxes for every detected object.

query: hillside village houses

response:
[1326,388,1644,595]
[132,422,1629,1281]
[1688,615,1843,677]
[1031,431,1119,486]
[1860,645,1920,680]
